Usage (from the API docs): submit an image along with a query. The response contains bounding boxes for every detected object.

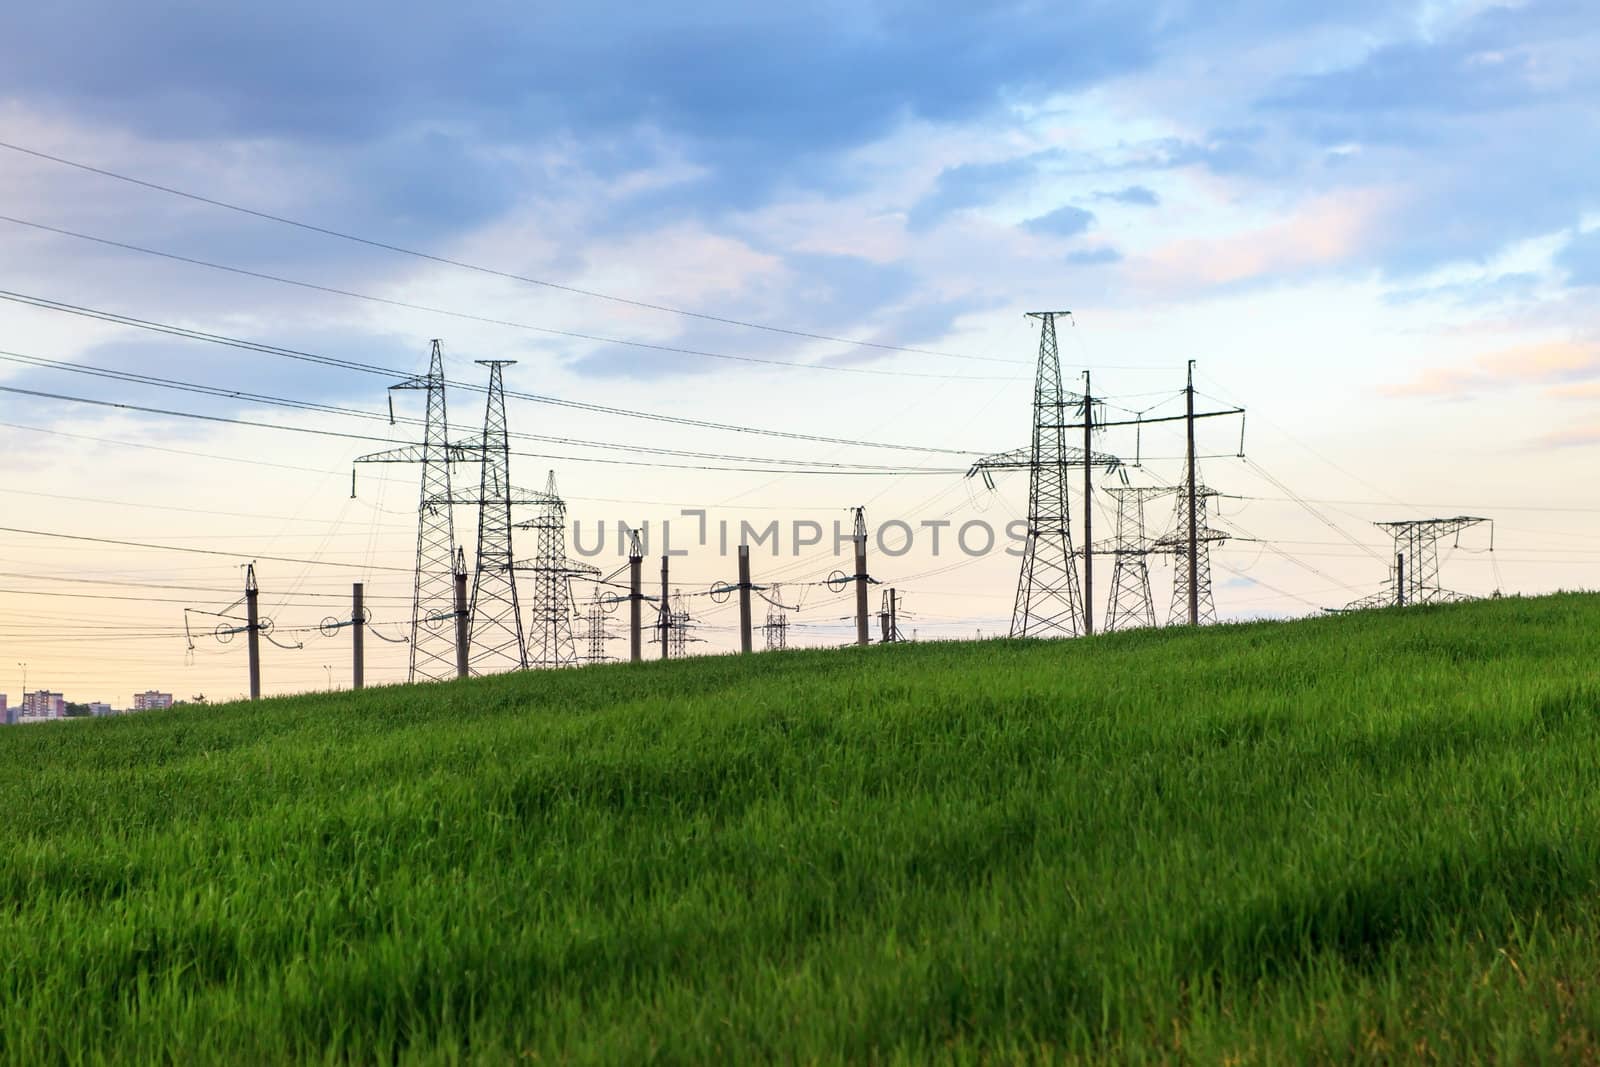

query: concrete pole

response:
[245,564,261,702]
[738,544,753,654]
[629,551,643,663]
[854,511,870,647]
[1396,553,1406,608]
[352,582,365,690]
[660,555,670,660]
[453,551,470,680]
[1186,360,1200,626]
[1082,371,1093,636]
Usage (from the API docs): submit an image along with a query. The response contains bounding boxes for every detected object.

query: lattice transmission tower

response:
[967,312,1121,638]
[516,471,599,668]
[668,592,695,658]
[462,360,527,674]
[761,583,789,650]
[1156,482,1227,626]
[1343,517,1492,609]
[354,340,467,683]
[579,601,619,664]
[1103,486,1172,632]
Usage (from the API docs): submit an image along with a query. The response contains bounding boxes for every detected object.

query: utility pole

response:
[628,528,644,662]
[1185,360,1199,627]
[1082,370,1094,636]
[853,507,870,647]
[738,544,753,654]
[1396,554,1405,608]
[972,352,1241,634]
[453,547,470,680]
[659,555,670,660]
[352,582,365,690]
[245,563,262,701]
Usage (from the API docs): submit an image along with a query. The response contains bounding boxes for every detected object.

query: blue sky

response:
[1,0,1597,698]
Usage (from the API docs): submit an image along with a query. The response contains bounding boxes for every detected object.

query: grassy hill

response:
[5,594,1600,1063]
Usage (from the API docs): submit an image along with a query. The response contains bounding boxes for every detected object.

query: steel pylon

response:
[1103,486,1171,632]
[464,360,527,674]
[1158,482,1225,626]
[1007,311,1086,637]
[516,471,599,668]
[354,340,464,683]
[1343,516,1491,609]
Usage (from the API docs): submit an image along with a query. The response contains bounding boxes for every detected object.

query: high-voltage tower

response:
[354,340,468,683]
[762,583,789,650]
[878,588,905,643]
[1103,486,1172,632]
[462,360,527,674]
[967,312,1121,638]
[516,470,599,668]
[1344,516,1492,609]
[579,600,620,664]
[1156,481,1227,626]
[663,591,697,658]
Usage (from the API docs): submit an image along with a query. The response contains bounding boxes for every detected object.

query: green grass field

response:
[5,594,1600,1063]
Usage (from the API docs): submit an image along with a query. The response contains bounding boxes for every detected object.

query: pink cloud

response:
[1386,340,1600,398]
[1131,189,1391,290]
[1528,423,1600,449]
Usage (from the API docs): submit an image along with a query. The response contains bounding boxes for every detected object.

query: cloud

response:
[1093,185,1159,206]
[1382,271,1542,307]
[1132,188,1389,291]
[907,154,1053,231]
[1557,229,1600,287]
[0,2,1160,207]
[1527,423,1600,449]
[1066,247,1122,265]
[1264,37,1551,118]
[1232,0,1600,278]
[1385,340,1600,399]
[1023,205,1096,238]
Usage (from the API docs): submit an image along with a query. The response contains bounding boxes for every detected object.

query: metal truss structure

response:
[966,311,1121,638]
[1103,486,1173,632]
[516,471,600,668]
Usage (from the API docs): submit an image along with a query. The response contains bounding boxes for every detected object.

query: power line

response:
[0,377,967,475]
[0,347,969,471]
[0,484,410,528]
[1,419,363,477]
[0,288,982,455]
[0,139,1031,366]
[0,525,413,571]
[0,217,1017,381]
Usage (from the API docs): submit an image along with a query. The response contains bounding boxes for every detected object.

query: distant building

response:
[88,702,114,717]
[0,694,11,725]
[22,691,65,719]
[132,691,173,711]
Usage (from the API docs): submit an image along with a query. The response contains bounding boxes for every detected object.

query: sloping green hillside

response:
[5,595,1600,1063]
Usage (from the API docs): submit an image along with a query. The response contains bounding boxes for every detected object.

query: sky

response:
[1,0,1597,703]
